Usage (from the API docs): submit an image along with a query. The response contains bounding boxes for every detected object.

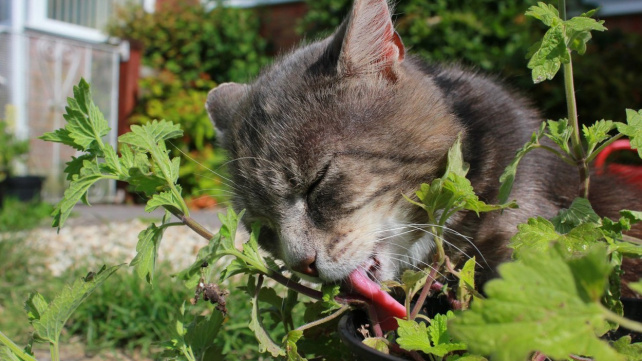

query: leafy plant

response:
[0,109,30,180]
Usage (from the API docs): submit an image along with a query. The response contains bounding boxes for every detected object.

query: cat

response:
[205,0,642,295]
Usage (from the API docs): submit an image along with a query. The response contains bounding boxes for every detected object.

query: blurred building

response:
[0,0,304,203]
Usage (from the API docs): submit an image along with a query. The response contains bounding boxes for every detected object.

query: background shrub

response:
[107,2,270,201]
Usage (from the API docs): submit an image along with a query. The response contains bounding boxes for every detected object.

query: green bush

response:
[107,2,269,84]
[107,2,270,200]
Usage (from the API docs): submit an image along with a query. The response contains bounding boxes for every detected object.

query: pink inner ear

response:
[340,0,405,77]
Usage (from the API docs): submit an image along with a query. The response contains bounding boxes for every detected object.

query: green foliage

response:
[107,1,268,200]
[0,111,30,179]
[397,312,467,357]
[40,79,188,231]
[450,245,621,361]
[107,2,268,84]
[0,199,52,232]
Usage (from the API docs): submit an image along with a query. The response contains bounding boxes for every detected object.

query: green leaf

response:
[584,120,615,155]
[284,330,307,361]
[62,80,110,151]
[397,312,467,356]
[52,160,107,229]
[24,293,48,323]
[30,264,123,344]
[118,120,183,182]
[362,337,389,354]
[183,312,224,360]
[146,188,185,212]
[566,15,607,55]
[527,24,569,83]
[509,217,603,258]
[546,118,572,155]
[39,128,85,151]
[525,2,560,27]
[449,244,621,361]
[551,197,601,234]
[498,122,545,203]
[458,257,476,307]
[130,220,166,284]
[321,284,342,313]
[612,336,642,361]
[63,154,94,181]
[617,109,642,158]
[248,276,286,357]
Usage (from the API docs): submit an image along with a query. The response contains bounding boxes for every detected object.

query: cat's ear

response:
[336,0,405,79]
[206,82,248,141]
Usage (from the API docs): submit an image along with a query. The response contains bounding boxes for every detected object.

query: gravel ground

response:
[13,204,231,276]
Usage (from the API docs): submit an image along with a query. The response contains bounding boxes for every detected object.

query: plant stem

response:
[410,266,438,320]
[50,341,60,361]
[295,305,350,332]
[559,0,590,198]
[0,331,37,361]
[585,133,624,163]
[601,305,642,333]
[167,207,325,300]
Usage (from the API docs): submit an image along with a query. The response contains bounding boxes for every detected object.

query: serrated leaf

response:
[499,122,545,203]
[145,188,184,212]
[617,109,642,158]
[24,293,48,323]
[584,120,615,155]
[362,337,389,354]
[321,284,342,313]
[129,222,166,284]
[63,154,94,181]
[62,82,110,151]
[527,24,568,83]
[52,161,106,229]
[525,2,560,27]
[612,336,642,361]
[449,244,621,361]
[248,276,286,357]
[458,257,476,308]
[566,15,606,55]
[284,330,307,361]
[509,217,603,258]
[397,313,467,357]
[39,128,85,151]
[546,118,573,155]
[551,197,601,233]
[30,265,123,344]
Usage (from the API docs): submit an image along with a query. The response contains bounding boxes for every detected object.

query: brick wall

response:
[257,2,308,55]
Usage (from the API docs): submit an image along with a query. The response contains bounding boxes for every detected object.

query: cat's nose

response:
[291,256,319,277]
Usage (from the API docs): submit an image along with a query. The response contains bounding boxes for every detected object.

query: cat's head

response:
[206,0,462,284]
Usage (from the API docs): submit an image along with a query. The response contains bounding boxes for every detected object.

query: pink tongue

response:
[347,268,407,331]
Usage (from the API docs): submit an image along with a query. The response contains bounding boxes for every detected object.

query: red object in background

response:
[594,139,642,187]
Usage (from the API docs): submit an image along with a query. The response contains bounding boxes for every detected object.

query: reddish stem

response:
[410,266,438,319]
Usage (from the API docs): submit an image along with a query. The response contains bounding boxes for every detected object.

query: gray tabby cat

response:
[206,0,641,290]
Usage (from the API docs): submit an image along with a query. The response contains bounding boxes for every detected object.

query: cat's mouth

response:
[342,256,406,330]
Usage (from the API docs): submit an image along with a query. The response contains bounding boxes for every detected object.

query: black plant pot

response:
[338,309,408,361]
[0,175,45,206]
[339,298,642,361]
